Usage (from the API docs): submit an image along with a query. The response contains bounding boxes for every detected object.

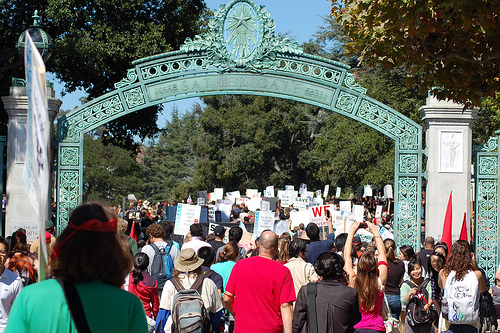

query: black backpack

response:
[404,279,432,326]
[149,243,173,289]
[479,291,498,333]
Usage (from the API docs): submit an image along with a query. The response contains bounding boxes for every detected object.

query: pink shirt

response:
[354,291,385,331]
[225,256,296,333]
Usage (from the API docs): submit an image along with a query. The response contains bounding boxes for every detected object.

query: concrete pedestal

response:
[419,96,478,241]
[2,85,61,241]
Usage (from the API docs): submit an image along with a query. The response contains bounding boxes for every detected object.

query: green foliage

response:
[83,136,143,205]
[473,93,500,145]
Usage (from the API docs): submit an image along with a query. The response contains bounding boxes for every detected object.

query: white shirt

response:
[0,267,23,332]
[180,237,212,255]
[141,241,180,274]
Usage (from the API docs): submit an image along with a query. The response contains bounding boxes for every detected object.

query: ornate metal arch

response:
[56,0,423,247]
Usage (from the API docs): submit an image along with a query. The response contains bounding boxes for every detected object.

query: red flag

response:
[130,220,138,243]
[441,192,453,249]
[459,212,468,241]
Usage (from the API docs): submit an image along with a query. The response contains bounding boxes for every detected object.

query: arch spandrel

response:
[57,0,423,248]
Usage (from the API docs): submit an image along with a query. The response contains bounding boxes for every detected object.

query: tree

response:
[331,0,500,107]
[83,135,143,205]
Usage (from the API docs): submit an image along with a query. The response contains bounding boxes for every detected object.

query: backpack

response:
[169,274,212,333]
[404,279,432,326]
[150,243,174,289]
[479,291,497,333]
[8,251,37,286]
[442,270,480,324]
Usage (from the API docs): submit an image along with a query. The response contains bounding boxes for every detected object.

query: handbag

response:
[382,292,401,333]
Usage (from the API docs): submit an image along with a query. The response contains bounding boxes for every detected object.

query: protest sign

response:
[247,197,262,212]
[384,185,393,199]
[285,185,294,191]
[336,187,341,198]
[293,197,309,211]
[334,213,346,233]
[174,203,201,235]
[280,194,291,207]
[235,197,248,206]
[127,194,137,203]
[356,228,373,243]
[290,210,310,229]
[207,205,216,223]
[265,186,274,198]
[364,185,373,197]
[214,188,224,201]
[246,189,259,198]
[299,183,307,195]
[375,205,383,218]
[316,190,322,198]
[304,191,314,200]
[261,200,271,212]
[353,205,364,222]
[339,201,351,213]
[254,211,275,235]
[209,222,230,243]
[197,198,205,206]
[262,197,278,210]
[239,221,248,233]
[197,191,209,203]
[313,197,323,206]
[324,185,329,198]
[225,191,240,201]
[379,225,394,240]
[309,204,332,227]
[208,192,214,202]
[238,231,257,252]
[217,199,232,223]
[274,220,289,235]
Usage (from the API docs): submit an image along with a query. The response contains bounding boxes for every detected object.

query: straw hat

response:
[174,248,204,272]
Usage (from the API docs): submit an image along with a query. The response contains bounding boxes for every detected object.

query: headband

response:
[50,218,117,260]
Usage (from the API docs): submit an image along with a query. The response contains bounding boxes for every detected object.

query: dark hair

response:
[384,239,397,263]
[190,223,204,238]
[132,253,149,284]
[407,255,423,276]
[0,236,8,251]
[443,240,476,280]
[316,251,347,284]
[334,233,348,252]
[51,202,132,286]
[228,227,243,243]
[146,224,165,239]
[434,242,449,257]
[289,239,307,258]
[428,251,446,296]
[160,221,173,239]
[10,228,29,253]
[399,245,416,261]
[305,223,320,241]
[197,246,215,266]
[217,242,239,263]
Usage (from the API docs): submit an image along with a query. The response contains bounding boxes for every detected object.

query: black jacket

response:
[292,280,362,333]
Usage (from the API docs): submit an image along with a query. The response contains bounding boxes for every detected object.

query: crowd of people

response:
[0,199,498,333]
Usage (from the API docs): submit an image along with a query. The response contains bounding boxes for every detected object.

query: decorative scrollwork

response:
[396,177,419,248]
[114,69,138,89]
[57,170,80,230]
[473,136,498,152]
[124,87,145,109]
[478,156,498,175]
[60,147,79,166]
[343,73,367,94]
[335,91,358,114]
[399,154,418,173]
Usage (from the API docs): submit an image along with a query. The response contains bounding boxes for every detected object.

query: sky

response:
[48,0,333,137]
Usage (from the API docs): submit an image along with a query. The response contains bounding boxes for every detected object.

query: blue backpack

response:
[150,243,174,289]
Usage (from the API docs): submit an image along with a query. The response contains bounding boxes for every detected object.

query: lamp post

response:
[16,10,54,63]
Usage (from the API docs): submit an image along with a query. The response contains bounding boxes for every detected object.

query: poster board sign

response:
[340,201,351,213]
[336,187,341,198]
[353,205,364,222]
[197,191,209,203]
[214,188,224,201]
[239,221,248,233]
[356,228,373,243]
[334,213,346,233]
[197,198,205,206]
[265,186,274,198]
[226,191,240,201]
[254,211,275,235]
[299,183,307,195]
[309,204,332,227]
[384,185,393,199]
[293,197,309,211]
[247,197,262,212]
[261,200,271,212]
[235,197,248,206]
[262,197,278,211]
[375,205,383,218]
[364,185,373,197]
[274,220,289,235]
[379,226,394,240]
[238,231,257,252]
[174,203,201,235]
[290,210,310,229]
[313,197,323,206]
[285,185,294,191]
[281,194,292,207]
[209,222,230,243]
[127,194,137,203]
[316,190,322,198]
[207,205,216,223]
[246,189,259,198]
[217,199,232,223]
[324,185,329,198]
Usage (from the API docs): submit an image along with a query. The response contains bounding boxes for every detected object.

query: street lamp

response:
[16,10,54,63]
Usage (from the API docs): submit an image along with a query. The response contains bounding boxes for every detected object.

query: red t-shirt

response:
[225,256,296,333]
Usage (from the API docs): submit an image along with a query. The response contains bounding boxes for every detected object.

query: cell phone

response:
[359,222,367,228]
[326,210,330,218]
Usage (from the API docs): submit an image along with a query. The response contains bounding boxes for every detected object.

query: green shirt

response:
[400,278,433,306]
[5,279,147,333]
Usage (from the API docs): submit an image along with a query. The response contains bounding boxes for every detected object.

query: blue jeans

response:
[385,294,401,320]
[443,324,478,333]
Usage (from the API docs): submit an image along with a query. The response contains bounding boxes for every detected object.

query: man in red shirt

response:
[223,230,296,333]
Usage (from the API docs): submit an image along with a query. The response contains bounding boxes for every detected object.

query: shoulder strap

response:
[203,270,215,279]
[307,283,318,333]
[165,244,172,254]
[150,243,159,253]
[403,280,417,289]
[420,278,430,290]
[191,273,206,291]
[56,279,91,333]
[170,277,185,292]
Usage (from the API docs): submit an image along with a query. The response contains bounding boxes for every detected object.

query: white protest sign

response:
[280,194,292,207]
[305,191,314,200]
[265,186,274,198]
[353,205,364,222]
[207,205,216,223]
[217,199,232,223]
[379,225,394,240]
[340,201,351,213]
[174,203,201,235]
[299,183,307,195]
[356,228,373,243]
[290,210,310,229]
[286,185,294,191]
[239,221,248,233]
[277,190,286,199]
[197,198,205,206]
[235,197,248,206]
[309,204,332,227]
[336,187,341,198]
[334,213,346,233]
[247,197,262,211]
[261,200,271,212]
[313,197,324,206]
[246,189,259,198]
[238,231,257,252]
[375,205,383,218]
[384,185,393,199]
[293,197,309,211]
[274,220,289,235]
[364,185,373,197]
[324,185,330,198]
[225,191,240,201]
[214,188,224,201]
[254,211,275,235]
[208,192,214,203]
[209,222,230,243]
[128,194,137,203]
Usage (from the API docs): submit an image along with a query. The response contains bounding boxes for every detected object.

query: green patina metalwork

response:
[56,0,423,248]
[473,132,500,284]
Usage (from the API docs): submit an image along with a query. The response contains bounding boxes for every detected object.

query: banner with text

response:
[174,203,202,235]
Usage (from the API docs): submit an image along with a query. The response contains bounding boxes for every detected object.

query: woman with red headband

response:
[5,202,148,333]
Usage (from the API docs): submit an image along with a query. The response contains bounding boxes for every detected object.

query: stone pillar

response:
[419,95,478,241]
[2,84,61,241]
